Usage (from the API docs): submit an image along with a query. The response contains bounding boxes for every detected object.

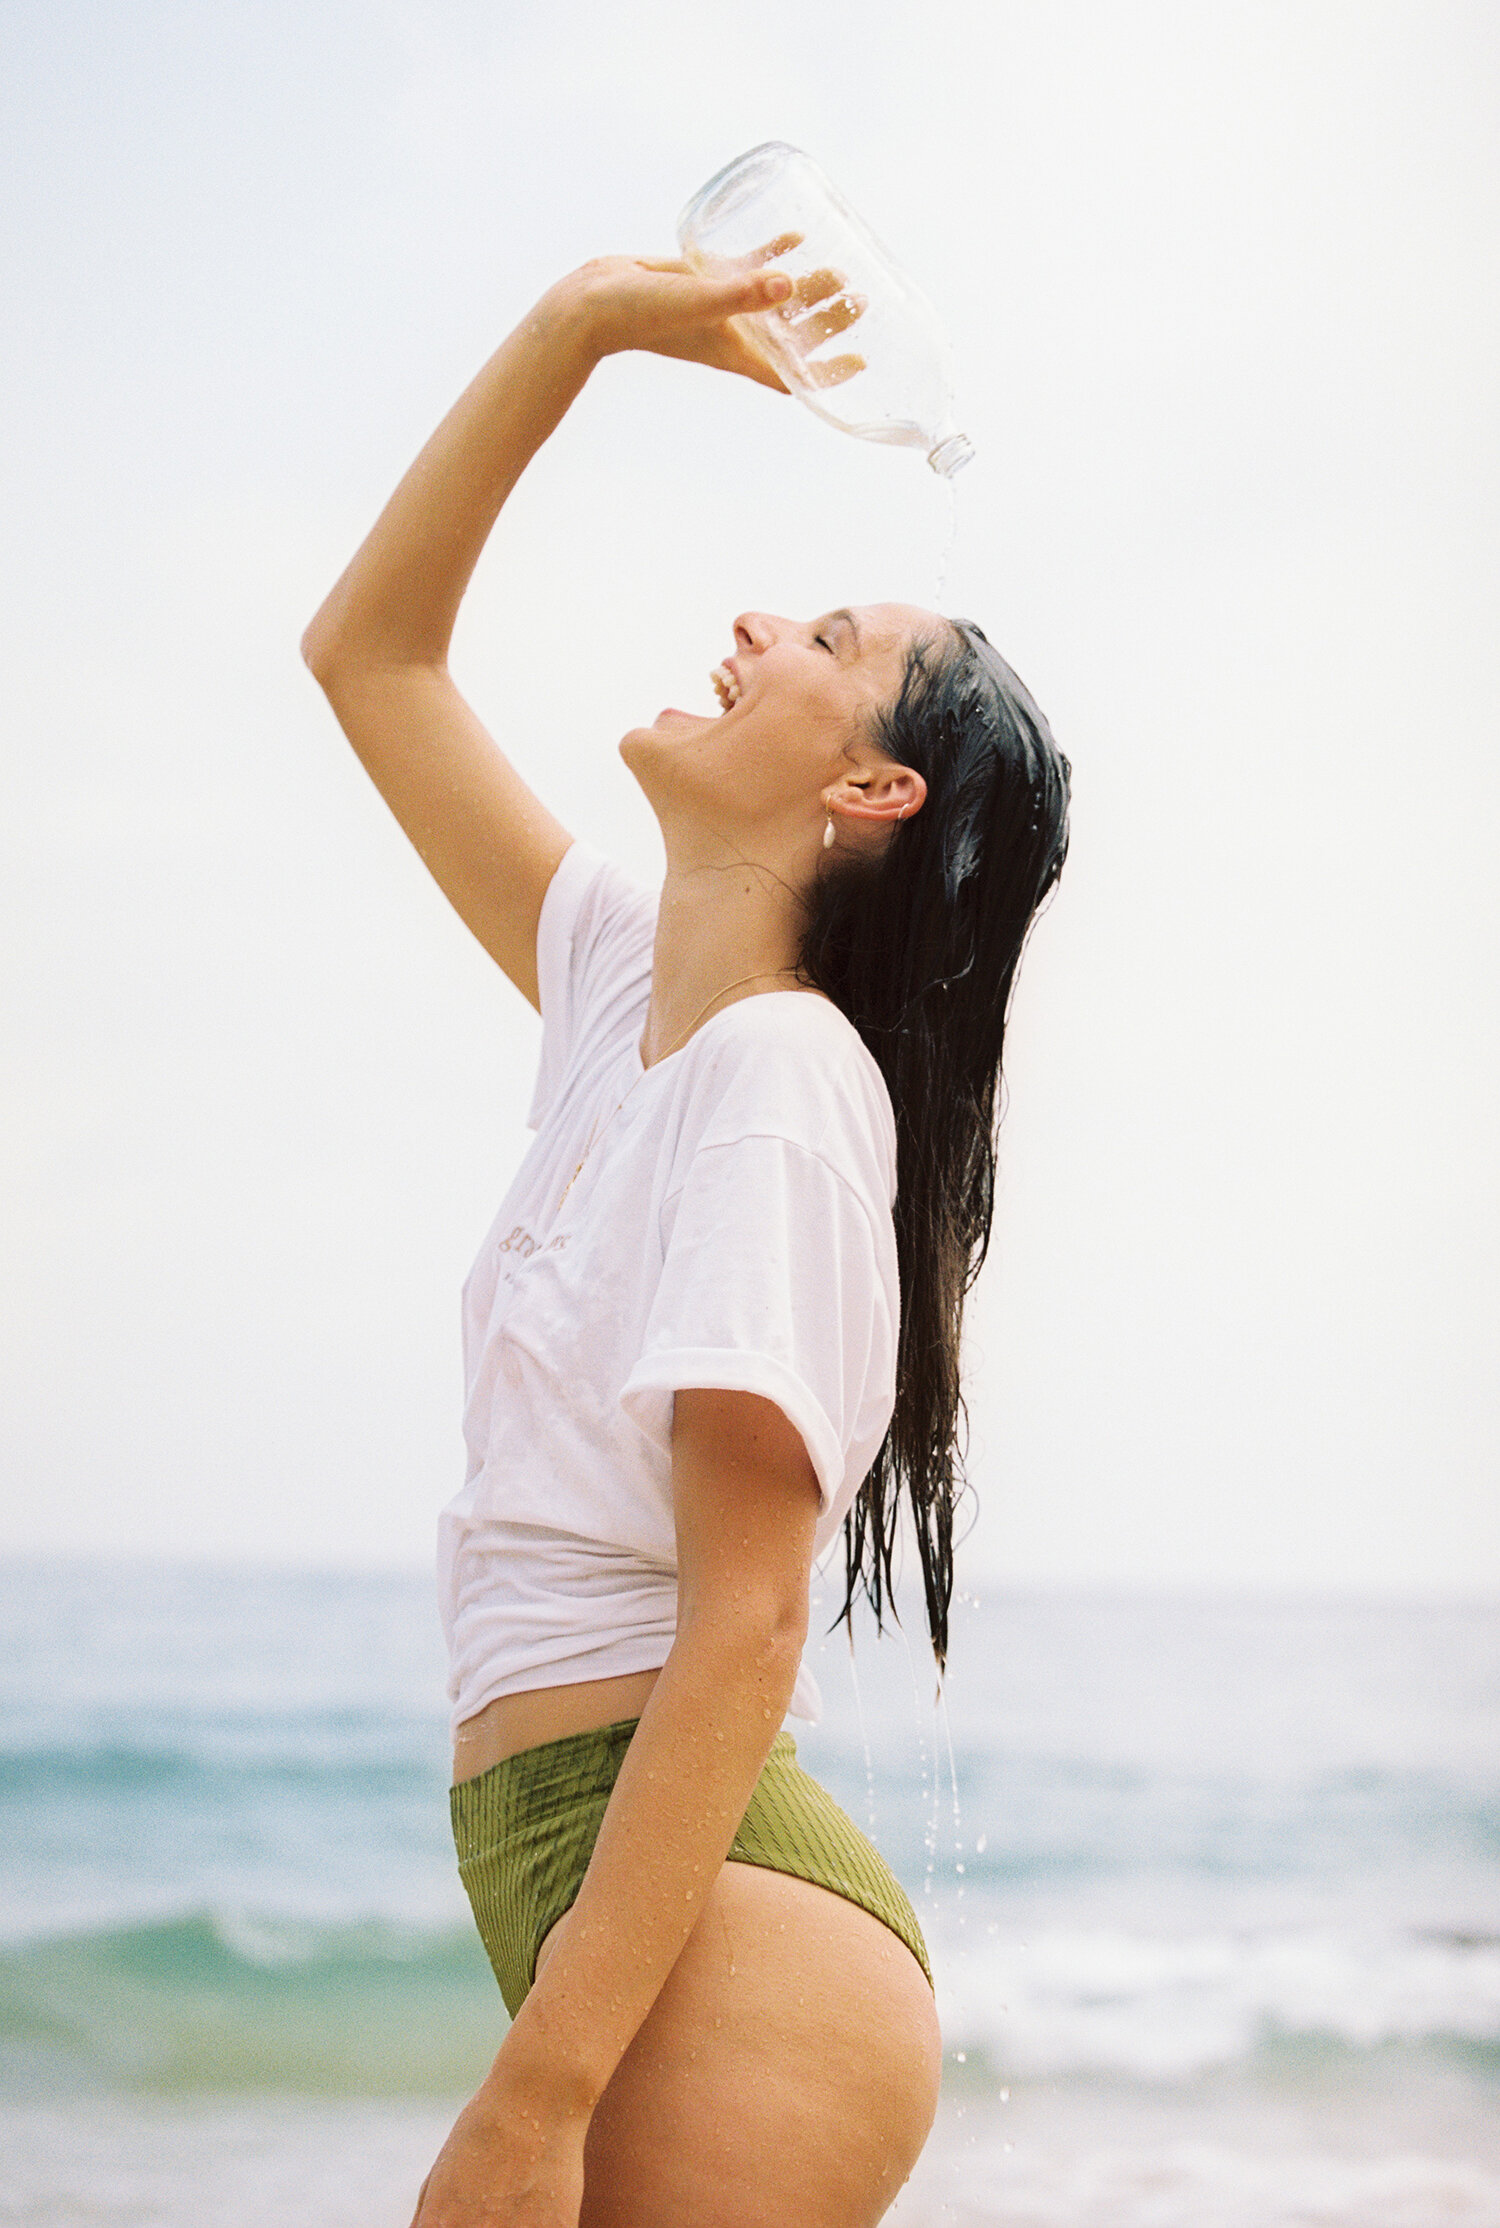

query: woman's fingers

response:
[578,251,889,393]
[638,258,794,319]
[635,241,801,277]
[616,247,863,342]
[742,229,803,266]
[802,350,866,389]
[785,265,844,307]
[778,291,866,351]
[720,267,796,313]
[617,249,876,345]
[641,257,862,389]
[710,258,863,337]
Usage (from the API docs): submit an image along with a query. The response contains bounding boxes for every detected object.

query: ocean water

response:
[1,1560,1497,2226]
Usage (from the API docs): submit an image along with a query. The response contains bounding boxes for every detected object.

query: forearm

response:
[491,1598,806,2113]
[302,275,601,677]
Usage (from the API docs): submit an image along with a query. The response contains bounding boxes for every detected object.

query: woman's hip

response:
[571,1851,942,2225]
[451,1717,941,2223]
[449,1714,934,2019]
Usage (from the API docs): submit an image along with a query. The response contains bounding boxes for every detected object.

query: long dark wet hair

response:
[797,620,1071,1675]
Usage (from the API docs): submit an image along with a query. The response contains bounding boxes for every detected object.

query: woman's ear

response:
[833,764,926,830]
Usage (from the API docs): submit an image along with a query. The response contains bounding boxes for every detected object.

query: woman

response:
[303,252,1069,2228]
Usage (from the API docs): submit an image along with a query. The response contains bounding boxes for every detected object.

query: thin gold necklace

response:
[554,967,802,1214]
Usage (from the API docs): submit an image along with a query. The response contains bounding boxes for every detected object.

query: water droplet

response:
[840,1625,879,1836]
[933,473,960,608]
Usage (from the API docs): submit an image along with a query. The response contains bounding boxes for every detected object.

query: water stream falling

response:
[936,1677,965,1912]
[894,1616,941,1905]
[844,1619,879,1838]
[932,469,961,610]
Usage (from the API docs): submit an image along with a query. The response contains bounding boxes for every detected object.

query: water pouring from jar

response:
[678,142,975,477]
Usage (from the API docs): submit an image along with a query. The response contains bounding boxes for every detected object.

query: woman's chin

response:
[619,710,714,763]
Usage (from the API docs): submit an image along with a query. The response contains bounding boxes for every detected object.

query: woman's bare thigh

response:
[534,1860,942,2228]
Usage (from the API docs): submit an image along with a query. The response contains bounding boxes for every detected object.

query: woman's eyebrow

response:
[827,608,863,655]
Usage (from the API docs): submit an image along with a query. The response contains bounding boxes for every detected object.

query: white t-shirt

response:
[436,839,900,1731]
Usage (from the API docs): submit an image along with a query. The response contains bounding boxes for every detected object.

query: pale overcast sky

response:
[3,0,1496,1593]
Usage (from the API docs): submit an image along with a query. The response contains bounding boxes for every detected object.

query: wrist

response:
[530,264,618,369]
[484,1997,605,2125]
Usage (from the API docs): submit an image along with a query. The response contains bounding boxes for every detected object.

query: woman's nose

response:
[733,612,780,653]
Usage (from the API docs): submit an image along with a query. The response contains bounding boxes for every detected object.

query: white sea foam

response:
[931,1916,1497,2085]
[930,1921,1500,2078]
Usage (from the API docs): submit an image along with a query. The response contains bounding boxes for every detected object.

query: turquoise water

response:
[2,1562,1498,2222]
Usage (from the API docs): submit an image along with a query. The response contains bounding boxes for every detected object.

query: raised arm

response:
[301,258,794,1008]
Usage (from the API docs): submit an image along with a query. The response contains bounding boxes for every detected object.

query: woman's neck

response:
[640,852,815,1070]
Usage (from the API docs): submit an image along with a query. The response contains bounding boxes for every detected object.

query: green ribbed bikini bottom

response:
[450,1715,933,2019]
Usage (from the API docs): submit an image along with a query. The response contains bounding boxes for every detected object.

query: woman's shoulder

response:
[550,840,658,966]
[673,991,897,1203]
[704,984,870,1067]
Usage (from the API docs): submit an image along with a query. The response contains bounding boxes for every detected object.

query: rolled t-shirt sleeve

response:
[618,1132,899,1550]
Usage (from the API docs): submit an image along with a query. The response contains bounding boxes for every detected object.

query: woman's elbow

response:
[299,608,346,690]
[684,1583,810,1680]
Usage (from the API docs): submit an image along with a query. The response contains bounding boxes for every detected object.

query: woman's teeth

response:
[710,663,742,713]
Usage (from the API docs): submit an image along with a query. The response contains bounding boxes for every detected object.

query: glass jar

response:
[678,141,974,477]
